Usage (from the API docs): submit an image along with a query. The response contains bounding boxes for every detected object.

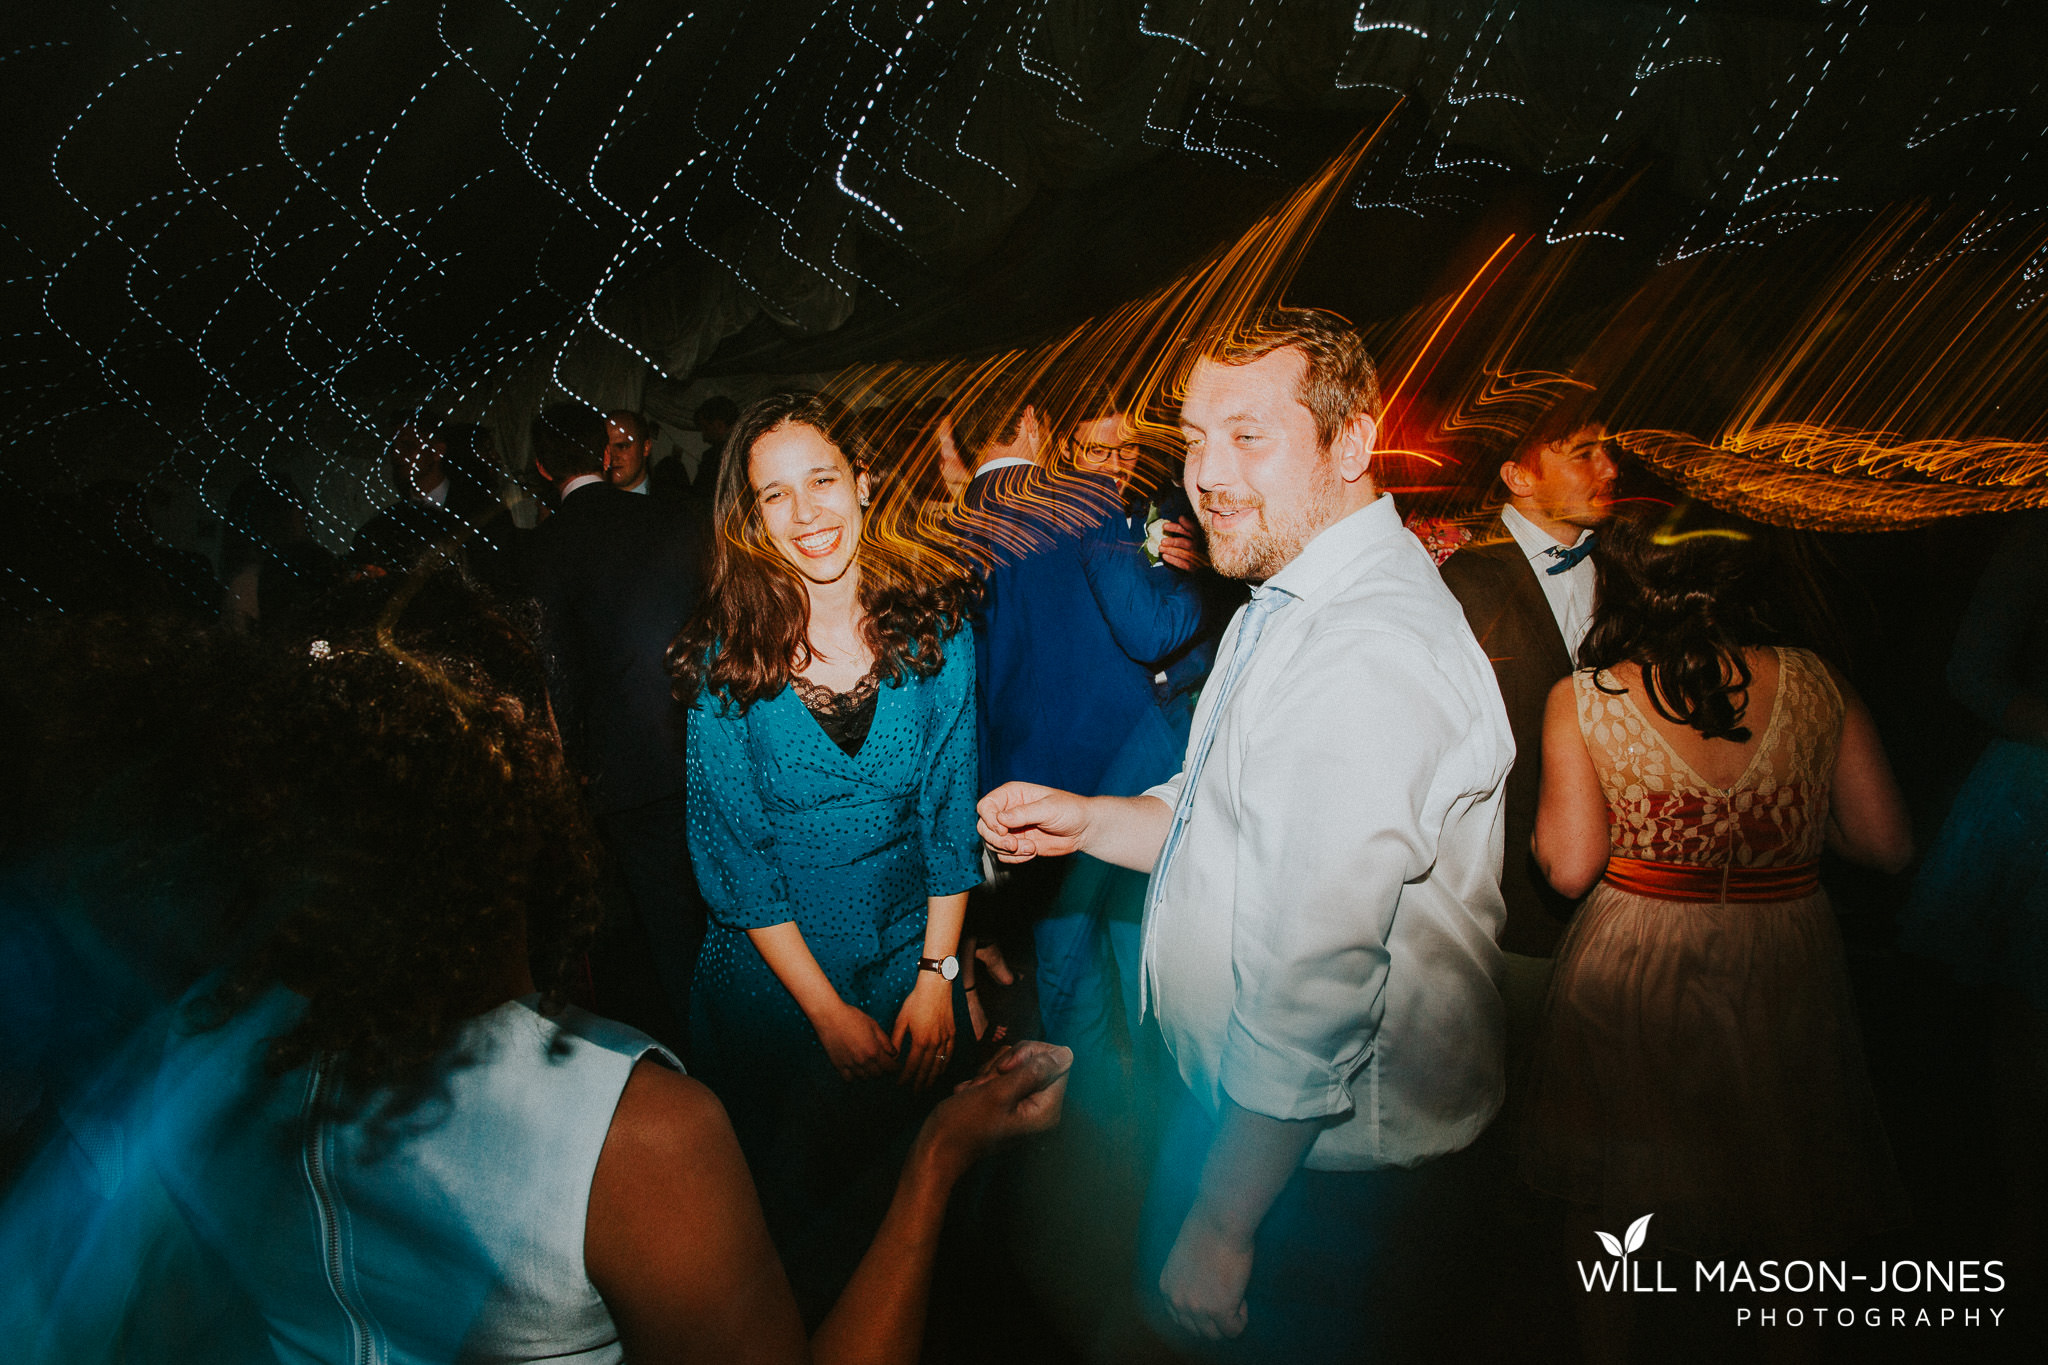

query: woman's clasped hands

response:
[808,973,956,1090]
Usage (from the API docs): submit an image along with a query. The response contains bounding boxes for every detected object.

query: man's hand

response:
[976,783,1092,862]
[1159,1212,1254,1340]
[1158,516,1207,572]
[929,1042,1073,1158]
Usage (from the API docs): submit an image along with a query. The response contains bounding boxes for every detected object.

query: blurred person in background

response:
[220,469,339,634]
[685,395,742,505]
[1438,399,1618,1092]
[524,404,708,1052]
[1899,509,2048,1283]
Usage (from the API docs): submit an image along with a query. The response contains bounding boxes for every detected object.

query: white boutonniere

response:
[1143,501,1167,566]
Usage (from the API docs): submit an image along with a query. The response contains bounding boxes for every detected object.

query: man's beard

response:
[1200,463,1340,582]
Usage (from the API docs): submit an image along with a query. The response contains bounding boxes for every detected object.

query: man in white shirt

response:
[978,309,1514,1358]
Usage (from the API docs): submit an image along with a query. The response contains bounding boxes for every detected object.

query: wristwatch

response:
[918,954,960,981]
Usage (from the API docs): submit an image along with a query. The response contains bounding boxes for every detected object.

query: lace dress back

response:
[1577,645,1839,870]
[1522,646,1906,1252]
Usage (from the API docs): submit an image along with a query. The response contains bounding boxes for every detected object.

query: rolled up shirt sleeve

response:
[1141,770,1188,811]
[685,696,795,930]
[1216,626,1471,1123]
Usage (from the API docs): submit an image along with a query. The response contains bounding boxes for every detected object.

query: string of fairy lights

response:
[1,1,2044,615]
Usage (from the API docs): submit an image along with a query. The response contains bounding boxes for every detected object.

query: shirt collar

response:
[561,473,607,498]
[1261,494,1404,604]
[1501,502,1590,563]
[972,456,1036,478]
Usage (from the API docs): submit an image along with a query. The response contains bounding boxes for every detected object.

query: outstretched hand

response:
[925,1041,1073,1164]
[976,783,1091,863]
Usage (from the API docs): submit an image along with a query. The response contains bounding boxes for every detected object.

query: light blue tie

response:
[1142,584,1296,927]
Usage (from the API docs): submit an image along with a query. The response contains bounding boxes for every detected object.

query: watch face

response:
[941,954,959,981]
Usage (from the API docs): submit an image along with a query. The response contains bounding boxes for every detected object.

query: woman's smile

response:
[792,526,843,558]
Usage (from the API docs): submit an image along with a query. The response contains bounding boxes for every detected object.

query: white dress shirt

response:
[1500,502,1595,655]
[972,455,1037,478]
[1141,495,1515,1171]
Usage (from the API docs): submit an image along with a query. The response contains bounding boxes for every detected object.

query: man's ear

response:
[532,457,554,485]
[1334,413,1377,486]
[1499,457,1536,500]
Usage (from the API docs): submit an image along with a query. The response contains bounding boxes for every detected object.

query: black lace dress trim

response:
[790,668,882,757]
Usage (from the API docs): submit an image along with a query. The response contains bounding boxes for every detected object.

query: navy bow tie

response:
[1544,534,1595,575]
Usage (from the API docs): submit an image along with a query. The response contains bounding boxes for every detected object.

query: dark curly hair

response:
[3,569,606,1112]
[669,390,972,711]
[1578,503,1797,742]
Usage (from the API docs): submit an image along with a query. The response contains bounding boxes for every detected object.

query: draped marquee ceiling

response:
[2,0,2044,594]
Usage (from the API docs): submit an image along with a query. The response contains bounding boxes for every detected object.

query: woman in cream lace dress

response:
[1523,509,1913,1260]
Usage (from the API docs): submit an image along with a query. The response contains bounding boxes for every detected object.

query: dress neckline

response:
[789,666,880,709]
[1605,646,1791,797]
[790,666,883,760]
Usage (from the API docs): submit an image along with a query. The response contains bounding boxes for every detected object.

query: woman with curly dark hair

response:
[7,572,1069,1365]
[669,391,982,1292]
[1520,504,1911,1361]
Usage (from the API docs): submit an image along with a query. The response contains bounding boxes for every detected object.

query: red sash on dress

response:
[1602,855,1821,903]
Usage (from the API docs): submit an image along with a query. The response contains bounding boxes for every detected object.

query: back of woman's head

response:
[1579,503,1789,741]
[204,570,602,1101]
[5,569,604,1108]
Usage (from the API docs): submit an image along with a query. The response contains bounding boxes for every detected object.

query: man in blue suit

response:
[957,389,1215,1060]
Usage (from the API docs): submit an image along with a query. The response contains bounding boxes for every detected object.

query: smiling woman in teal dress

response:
[668,391,981,1290]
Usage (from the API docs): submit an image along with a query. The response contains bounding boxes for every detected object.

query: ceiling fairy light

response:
[0,1,2043,617]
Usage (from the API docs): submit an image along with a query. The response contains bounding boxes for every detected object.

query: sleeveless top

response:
[151,986,677,1365]
[1574,646,1842,872]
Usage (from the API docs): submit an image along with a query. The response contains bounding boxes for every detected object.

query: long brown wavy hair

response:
[669,390,972,710]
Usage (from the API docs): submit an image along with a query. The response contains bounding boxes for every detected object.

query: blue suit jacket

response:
[963,465,1210,798]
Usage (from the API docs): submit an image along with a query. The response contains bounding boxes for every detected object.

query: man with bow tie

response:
[1438,405,1619,1078]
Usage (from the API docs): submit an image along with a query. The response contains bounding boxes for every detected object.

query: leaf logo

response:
[1594,1214,1653,1263]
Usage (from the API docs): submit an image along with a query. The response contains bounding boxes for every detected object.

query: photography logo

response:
[1572,1209,2011,1330]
